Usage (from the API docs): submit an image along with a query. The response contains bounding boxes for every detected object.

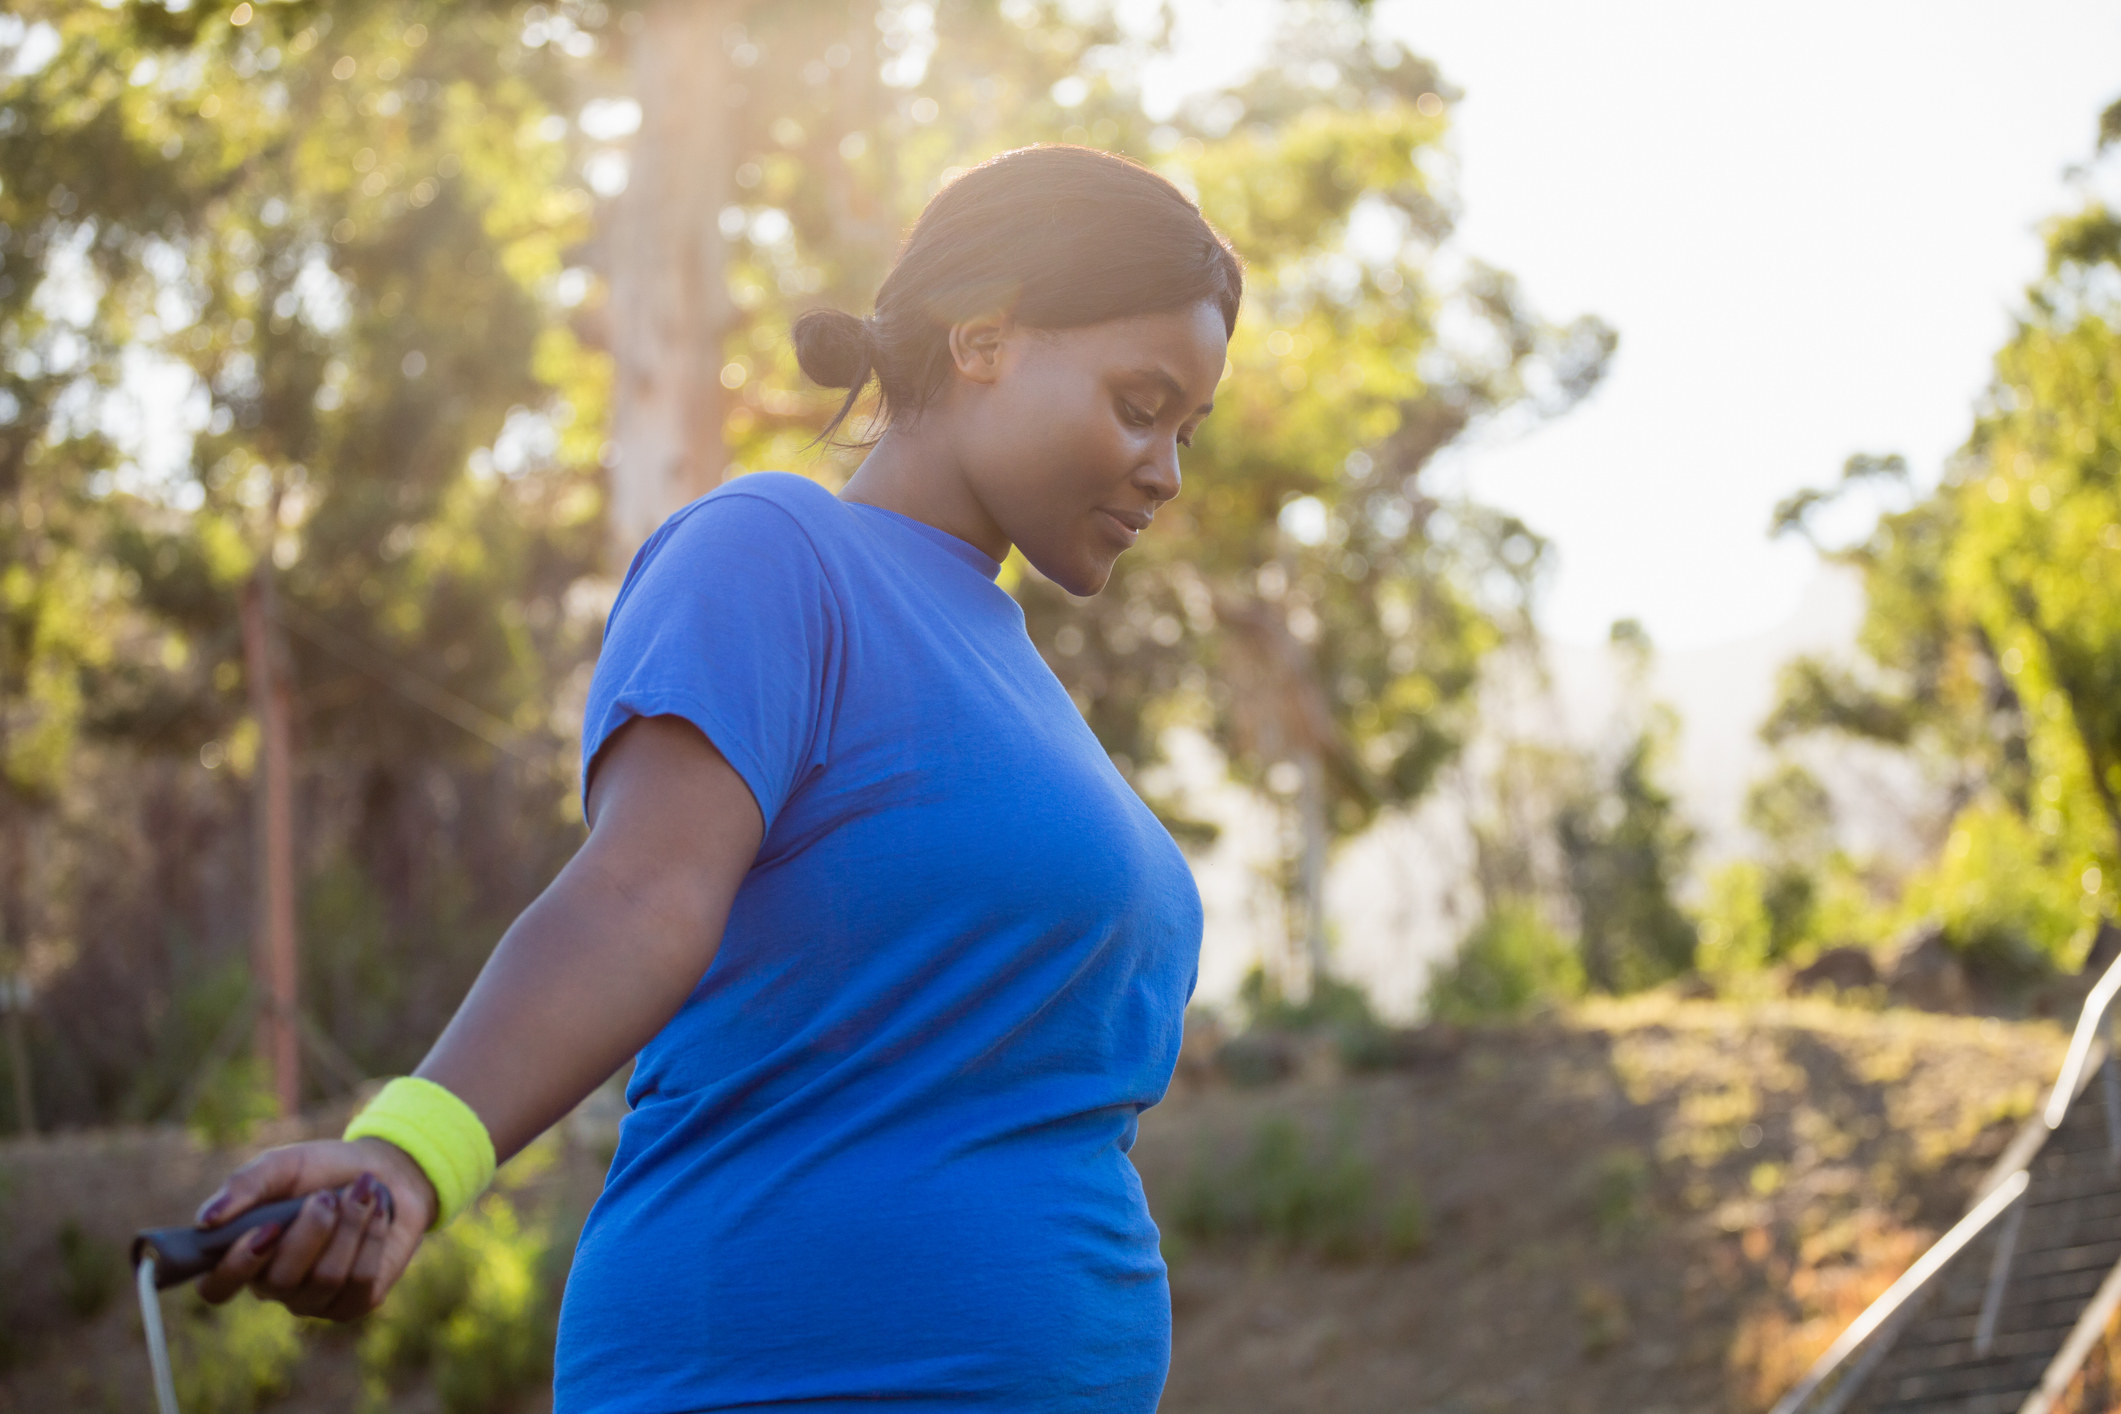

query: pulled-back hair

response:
[793,145,1243,443]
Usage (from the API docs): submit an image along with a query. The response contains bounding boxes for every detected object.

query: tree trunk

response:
[1291,744,1330,1000]
[0,678,32,1133]
[240,568,300,1116]
[2,977,32,1136]
[606,0,741,567]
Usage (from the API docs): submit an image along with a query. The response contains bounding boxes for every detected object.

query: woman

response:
[192,144,1241,1412]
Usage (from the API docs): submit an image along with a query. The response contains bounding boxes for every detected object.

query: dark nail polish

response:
[316,1189,338,1214]
[251,1222,282,1250]
[198,1196,228,1227]
[351,1172,377,1205]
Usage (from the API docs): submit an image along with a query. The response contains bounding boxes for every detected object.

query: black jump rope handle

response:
[132,1185,395,1290]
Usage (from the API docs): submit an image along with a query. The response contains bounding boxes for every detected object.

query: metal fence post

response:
[1976,1191,2029,1357]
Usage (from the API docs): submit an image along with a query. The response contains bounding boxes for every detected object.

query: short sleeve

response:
[580,492,842,833]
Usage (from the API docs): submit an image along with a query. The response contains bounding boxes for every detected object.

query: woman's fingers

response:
[307,1174,382,1294]
[197,1221,284,1305]
[254,1188,341,1306]
[320,1208,395,1322]
[264,1175,404,1318]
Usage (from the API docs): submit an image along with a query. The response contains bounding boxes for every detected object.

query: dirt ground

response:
[0,996,2070,1413]
[1139,997,2064,1413]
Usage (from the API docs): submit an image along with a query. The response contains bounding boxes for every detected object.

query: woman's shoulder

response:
[611,474,857,614]
[639,472,849,567]
[679,471,842,532]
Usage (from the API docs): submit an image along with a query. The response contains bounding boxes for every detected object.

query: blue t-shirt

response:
[555,473,1203,1413]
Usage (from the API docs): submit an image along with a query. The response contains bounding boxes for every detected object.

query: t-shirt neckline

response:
[843,499,1004,582]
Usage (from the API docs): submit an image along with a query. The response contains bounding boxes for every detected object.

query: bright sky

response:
[1159,0,2121,649]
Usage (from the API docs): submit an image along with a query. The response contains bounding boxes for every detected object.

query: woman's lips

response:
[1098,508,1147,546]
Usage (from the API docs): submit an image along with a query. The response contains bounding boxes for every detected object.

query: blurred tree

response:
[1557,719,1698,992]
[1947,170,2121,873]
[1427,899,1582,1022]
[1553,623,1697,992]
[1765,99,2121,960]
[1765,454,2019,814]
[1465,736,1581,919]
[0,0,1614,1121]
[0,1,605,1124]
[1739,760,1832,959]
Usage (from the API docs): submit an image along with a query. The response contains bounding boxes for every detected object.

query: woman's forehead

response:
[1061,303,1227,392]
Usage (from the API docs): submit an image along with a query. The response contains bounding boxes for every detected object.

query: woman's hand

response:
[194,1136,438,1321]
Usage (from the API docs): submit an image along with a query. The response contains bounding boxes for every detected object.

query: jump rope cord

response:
[137,1256,180,1414]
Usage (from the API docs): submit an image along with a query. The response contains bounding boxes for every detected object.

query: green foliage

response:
[170,1294,304,1414]
[1235,965,1396,1069]
[1745,763,1834,854]
[1762,106,2121,968]
[1559,724,1699,993]
[1695,857,1823,981]
[186,1052,280,1150]
[0,0,1609,1129]
[1586,1145,1651,1241]
[117,949,248,1125]
[1899,800,2088,975]
[1171,1113,1421,1261]
[1,0,602,1125]
[55,1217,118,1320]
[359,1191,560,1414]
[1948,267,2121,874]
[1239,964,1377,1034]
[1426,900,1582,1021]
[1695,861,1777,979]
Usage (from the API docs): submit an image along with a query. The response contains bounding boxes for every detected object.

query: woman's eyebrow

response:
[1123,366,1214,418]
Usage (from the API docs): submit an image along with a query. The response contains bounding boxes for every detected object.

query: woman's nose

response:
[1139,441,1182,504]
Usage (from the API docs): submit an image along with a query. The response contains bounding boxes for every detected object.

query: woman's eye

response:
[1118,401,1154,428]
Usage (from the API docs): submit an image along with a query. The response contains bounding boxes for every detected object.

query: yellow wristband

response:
[343,1076,496,1227]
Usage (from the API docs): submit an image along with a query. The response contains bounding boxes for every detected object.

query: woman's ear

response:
[947,310,1013,385]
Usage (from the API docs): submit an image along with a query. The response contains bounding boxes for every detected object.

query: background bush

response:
[1427,902,1584,1022]
[1171,1113,1424,1261]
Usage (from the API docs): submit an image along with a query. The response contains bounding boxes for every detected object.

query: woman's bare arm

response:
[194,715,761,1318]
[418,713,763,1159]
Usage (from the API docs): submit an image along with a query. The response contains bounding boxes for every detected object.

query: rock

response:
[1883,922,1972,1013]
[1790,946,1881,995]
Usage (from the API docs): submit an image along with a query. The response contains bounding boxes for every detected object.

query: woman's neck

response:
[838,424,1010,562]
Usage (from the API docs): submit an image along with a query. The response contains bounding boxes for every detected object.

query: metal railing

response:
[1769,950,2121,1414]
[2020,1256,2121,1414]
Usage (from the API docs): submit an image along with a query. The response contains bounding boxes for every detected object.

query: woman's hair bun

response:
[792,307,875,391]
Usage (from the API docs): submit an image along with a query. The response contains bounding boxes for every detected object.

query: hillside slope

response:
[0,997,2068,1413]
[1134,997,2063,1413]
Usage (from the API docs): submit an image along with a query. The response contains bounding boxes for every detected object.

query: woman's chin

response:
[1059,557,1120,598]
[1019,544,1116,598]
